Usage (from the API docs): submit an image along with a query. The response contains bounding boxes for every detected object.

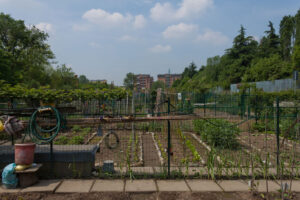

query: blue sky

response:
[1,0,299,85]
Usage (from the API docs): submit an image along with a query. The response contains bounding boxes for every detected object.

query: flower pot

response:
[15,143,36,165]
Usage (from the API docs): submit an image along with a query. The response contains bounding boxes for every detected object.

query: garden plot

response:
[238,132,300,167]
[152,129,207,167]
[92,130,143,167]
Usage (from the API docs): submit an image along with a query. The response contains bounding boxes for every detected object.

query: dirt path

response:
[142,133,161,166]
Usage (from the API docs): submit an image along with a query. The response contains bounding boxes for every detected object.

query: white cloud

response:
[36,22,54,34]
[150,0,213,22]
[133,15,146,29]
[119,35,136,41]
[196,29,229,45]
[82,8,146,29]
[72,24,91,31]
[150,44,171,53]
[163,23,198,39]
[89,42,100,48]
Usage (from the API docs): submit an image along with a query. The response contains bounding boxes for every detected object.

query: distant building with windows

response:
[157,74,181,88]
[135,74,153,91]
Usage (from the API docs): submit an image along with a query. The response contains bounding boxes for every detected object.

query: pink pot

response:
[15,143,36,165]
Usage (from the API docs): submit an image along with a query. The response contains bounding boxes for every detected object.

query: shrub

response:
[193,119,240,149]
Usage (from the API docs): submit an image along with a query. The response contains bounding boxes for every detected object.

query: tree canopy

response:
[173,9,300,92]
[0,13,112,90]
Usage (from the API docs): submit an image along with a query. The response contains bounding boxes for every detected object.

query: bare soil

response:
[1,192,298,200]
[142,133,161,166]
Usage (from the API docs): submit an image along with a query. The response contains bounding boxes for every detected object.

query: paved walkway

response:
[1,179,300,193]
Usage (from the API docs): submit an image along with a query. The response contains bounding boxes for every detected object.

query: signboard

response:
[177,93,182,100]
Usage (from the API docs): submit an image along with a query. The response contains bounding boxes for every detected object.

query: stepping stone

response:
[125,179,156,192]
[55,180,94,193]
[218,180,249,192]
[254,180,280,192]
[186,180,222,192]
[21,180,61,193]
[0,185,20,193]
[157,180,190,192]
[91,180,124,192]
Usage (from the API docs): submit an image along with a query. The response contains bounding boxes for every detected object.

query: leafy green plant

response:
[72,125,81,132]
[54,135,68,145]
[68,135,84,144]
[193,119,240,149]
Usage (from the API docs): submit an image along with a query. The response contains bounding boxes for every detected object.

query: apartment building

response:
[135,74,153,91]
[157,74,181,87]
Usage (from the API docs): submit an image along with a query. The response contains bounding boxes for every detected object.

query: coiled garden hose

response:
[104,131,120,149]
[27,106,61,144]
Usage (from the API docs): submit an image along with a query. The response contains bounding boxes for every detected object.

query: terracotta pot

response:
[15,143,36,165]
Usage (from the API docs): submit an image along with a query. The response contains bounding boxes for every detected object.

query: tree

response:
[243,54,292,81]
[292,9,300,70]
[78,75,89,84]
[123,72,136,90]
[50,64,78,89]
[223,25,258,83]
[292,45,300,70]
[280,15,295,60]
[258,21,280,57]
[294,9,300,46]
[0,13,54,87]
[151,81,165,91]
[182,62,197,78]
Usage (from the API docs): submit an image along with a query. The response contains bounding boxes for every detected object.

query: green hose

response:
[27,106,61,144]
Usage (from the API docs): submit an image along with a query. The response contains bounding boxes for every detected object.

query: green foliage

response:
[177,129,201,162]
[54,136,68,145]
[72,125,81,132]
[151,81,165,91]
[172,9,300,92]
[193,119,240,149]
[0,13,54,87]
[68,135,84,145]
[280,15,295,60]
[243,54,293,82]
[123,72,136,90]
[182,62,197,78]
[0,83,127,103]
[258,21,280,58]
[292,45,300,70]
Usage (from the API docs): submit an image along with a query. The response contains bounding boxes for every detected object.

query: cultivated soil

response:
[1,192,299,200]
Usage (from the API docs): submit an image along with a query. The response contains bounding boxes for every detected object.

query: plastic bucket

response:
[15,143,36,165]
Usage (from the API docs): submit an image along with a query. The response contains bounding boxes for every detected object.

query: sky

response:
[1,0,300,85]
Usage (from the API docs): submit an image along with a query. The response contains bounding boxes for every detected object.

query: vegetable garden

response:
[0,87,300,182]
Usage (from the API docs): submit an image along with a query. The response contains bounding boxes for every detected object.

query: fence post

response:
[214,94,217,117]
[276,97,280,176]
[167,97,171,177]
[240,94,245,119]
[255,95,258,124]
[204,94,206,116]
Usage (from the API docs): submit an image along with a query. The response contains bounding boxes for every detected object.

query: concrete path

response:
[1,179,300,193]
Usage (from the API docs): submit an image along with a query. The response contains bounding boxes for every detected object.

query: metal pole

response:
[276,97,280,176]
[11,135,14,145]
[167,97,171,177]
[214,94,216,117]
[204,94,206,116]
